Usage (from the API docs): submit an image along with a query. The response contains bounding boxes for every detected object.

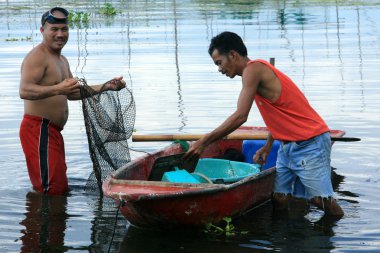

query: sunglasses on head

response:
[42,7,69,26]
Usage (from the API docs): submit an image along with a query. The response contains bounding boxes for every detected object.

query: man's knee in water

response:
[272,192,291,210]
[311,196,344,217]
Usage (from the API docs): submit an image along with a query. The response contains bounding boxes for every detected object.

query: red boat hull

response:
[102,126,345,227]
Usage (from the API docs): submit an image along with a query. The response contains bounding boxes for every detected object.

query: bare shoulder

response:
[60,54,69,64]
[245,60,265,71]
[20,44,52,85]
[21,44,48,69]
[242,61,268,85]
[243,61,270,79]
[246,60,274,74]
[245,61,281,101]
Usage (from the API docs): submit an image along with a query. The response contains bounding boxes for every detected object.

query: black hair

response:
[41,7,69,26]
[41,11,49,25]
[208,31,248,57]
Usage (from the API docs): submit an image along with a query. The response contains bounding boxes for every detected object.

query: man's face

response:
[211,49,236,78]
[41,22,69,50]
[41,10,69,51]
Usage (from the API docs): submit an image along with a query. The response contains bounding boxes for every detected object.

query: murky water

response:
[1,0,380,252]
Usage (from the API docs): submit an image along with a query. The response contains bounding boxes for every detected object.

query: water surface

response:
[0,0,379,252]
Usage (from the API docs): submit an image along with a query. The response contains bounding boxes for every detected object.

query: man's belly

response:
[23,96,69,128]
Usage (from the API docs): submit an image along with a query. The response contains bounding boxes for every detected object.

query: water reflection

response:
[355,7,366,113]
[331,168,359,203]
[20,192,68,252]
[266,209,337,252]
[117,169,352,252]
[173,0,186,131]
[73,27,89,76]
[87,194,128,252]
[1,0,379,252]
[118,225,224,253]
[234,173,349,253]
[18,190,128,252]
[118,202,340,253]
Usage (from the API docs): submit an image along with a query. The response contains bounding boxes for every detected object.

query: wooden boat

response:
[102,126,345,228]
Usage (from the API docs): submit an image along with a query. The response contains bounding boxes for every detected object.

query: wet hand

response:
[182,140,205,163]
[182,150,200,164]
[253,147,268,165]
[103,76,126,91]
[60,78,79,95]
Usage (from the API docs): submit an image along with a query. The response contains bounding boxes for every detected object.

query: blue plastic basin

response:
[194,158,261,183]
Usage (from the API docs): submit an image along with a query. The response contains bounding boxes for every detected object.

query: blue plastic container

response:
[194,158,260,183]
[161,169,201,183]
[242,140,280,170]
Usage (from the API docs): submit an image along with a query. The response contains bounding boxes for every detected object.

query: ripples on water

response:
[0,1,379,252]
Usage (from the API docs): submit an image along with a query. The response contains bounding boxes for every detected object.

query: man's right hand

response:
[253,146,270,165]
[59,78,80,95]
[182,139,206,163]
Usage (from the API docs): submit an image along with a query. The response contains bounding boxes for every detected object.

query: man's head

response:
[209,32,248,78]
[41,7,69,26]
[40,7,70,51]
[208,31,247,57]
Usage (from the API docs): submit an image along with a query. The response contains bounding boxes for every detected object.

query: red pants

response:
[20,115,68,195]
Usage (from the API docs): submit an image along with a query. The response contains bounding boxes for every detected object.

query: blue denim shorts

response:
[274,132,333,199]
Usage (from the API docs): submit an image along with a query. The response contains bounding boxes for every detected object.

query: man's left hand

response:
[103,76,126,91]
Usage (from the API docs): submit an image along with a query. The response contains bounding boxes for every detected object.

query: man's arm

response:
[253,133,274,165]
[19,53,79,100]
[67,76,126,100]
[184,63,262,160]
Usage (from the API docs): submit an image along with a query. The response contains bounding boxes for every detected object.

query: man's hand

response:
[253,146,271,165]
[59,78,80,95]
[182,139,206,163]
[102,76,126,92]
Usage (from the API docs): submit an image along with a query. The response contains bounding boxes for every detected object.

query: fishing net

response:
[78,78,135,193]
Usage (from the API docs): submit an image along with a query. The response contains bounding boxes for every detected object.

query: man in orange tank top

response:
[183,31,343,218]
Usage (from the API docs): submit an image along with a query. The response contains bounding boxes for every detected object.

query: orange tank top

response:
[251,59,329,141]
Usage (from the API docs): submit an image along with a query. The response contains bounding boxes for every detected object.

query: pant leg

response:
[288,132,333,199]
[274,142,297,195]
[20,115,68,195]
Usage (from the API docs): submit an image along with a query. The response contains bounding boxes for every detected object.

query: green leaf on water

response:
[203,217,248,237]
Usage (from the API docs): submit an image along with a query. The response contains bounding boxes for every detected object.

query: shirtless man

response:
[19,7,125,195]
[183,31,344,217]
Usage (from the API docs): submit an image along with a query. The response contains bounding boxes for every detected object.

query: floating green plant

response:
[204,217,248,237]
[5,36,32,42]
[8,6,32,11]
[68,11,90,28]
[99,3,117,16]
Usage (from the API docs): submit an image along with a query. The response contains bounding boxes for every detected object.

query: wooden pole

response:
[270,57,275,66]
[131,133,360,142]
